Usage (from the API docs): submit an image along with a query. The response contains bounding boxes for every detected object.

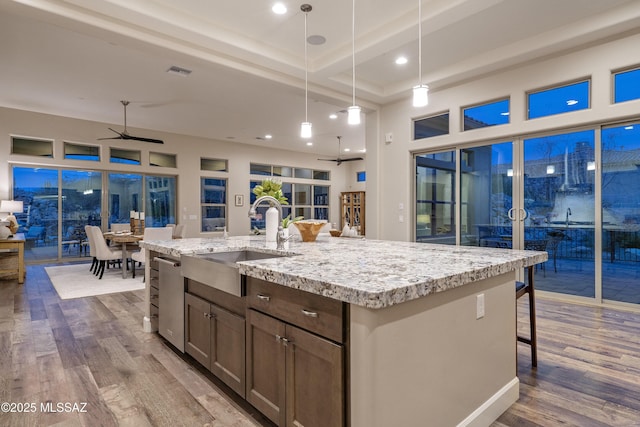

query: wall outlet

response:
[476,294,485,319]
[399,215,404,223]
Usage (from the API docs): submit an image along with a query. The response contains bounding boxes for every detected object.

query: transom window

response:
[613,66,640,103]
[414,112,450,140]
[527,80,590,119]
[462,98,510,131]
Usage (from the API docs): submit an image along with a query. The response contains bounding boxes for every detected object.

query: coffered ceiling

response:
[1,0,639,156]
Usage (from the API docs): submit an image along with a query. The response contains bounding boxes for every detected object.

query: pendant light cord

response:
[417,0,422,86]
[352,0,356,106]
[304,10,309,122]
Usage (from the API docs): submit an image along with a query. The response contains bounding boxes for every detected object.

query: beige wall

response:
[374,32,640,242]
[0,107,355,237]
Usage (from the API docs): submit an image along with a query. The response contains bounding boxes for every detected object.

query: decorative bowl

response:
[329,229,342,237]
[293,221,326,242]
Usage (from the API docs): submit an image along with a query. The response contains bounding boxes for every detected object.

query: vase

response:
[265,206,279,242]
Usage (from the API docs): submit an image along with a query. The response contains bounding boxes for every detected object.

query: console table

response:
[0,233,25,284]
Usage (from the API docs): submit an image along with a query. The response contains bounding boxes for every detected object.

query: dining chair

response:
[172,224,186,239]
[84,225,98,273]
[90,226,123,279]
[516,266,537,367]
[130,226,173,279]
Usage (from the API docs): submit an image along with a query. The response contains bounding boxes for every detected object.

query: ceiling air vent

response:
[166,65,192,76]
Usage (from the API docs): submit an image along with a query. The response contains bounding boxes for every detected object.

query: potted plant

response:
[252,179,289,205]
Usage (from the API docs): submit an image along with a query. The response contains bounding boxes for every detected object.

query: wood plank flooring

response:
[1,264,640,426]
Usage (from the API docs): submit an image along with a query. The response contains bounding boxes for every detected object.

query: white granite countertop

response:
[140,235,547,309]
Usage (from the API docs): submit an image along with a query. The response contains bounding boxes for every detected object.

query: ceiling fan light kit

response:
[98,100,163,144]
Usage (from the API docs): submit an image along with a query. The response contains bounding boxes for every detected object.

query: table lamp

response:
[0,200,24,236]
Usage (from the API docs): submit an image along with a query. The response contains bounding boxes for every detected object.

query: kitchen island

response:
[139,235,547,427]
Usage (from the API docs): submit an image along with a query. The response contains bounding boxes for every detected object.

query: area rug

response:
[45,263,145,300]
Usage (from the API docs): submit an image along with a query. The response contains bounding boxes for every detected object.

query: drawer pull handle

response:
[257,294,271,302]
[301,309,318,318]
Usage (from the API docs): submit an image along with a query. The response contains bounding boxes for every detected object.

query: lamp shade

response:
[300,122,312,138]
[412,84,429,107]
[347,105,361,125]
[0,200,23,214]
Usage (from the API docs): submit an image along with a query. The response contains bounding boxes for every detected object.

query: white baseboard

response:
[457,377,520,427]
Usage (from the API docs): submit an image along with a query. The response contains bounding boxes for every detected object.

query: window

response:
[110,148,141,165]
[462,99,510,131]
[613,67,640,103]
[11,136,53,157]
[295,168,313,179]
[414,112,450,140]
[250,163,329,181]
[64,142,100,161]
[201,158,228,172]
[527,80,590,119]
[201,178,227,232]
[273,166,293,177]
[415,151,456,244]
[357,171,366,182]
[250,163,271,175]
[150,152,177,168]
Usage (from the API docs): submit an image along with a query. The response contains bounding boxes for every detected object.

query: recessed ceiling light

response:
[625,125,634,130]
[265,134,273,139]
[344,148,351,152]
[395,56,408,65]
[360,148,366,153]
[500,112,510,116]
[306,141,313,146]
[329,114,338,119]
[272,3,287,14]
[307,35,326,45]
[566,99,578,106]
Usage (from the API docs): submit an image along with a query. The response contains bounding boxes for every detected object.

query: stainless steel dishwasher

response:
[156,256,185,352]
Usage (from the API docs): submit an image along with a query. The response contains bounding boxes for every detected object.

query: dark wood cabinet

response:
[246,277,346,427]
[185,291,246,397]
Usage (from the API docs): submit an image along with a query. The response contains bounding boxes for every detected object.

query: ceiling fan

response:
[98,100,164,144]
[318,136,363,166]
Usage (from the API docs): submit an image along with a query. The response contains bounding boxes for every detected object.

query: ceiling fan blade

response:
[121,134,164,144]
[338,157,363,162]
[317,158,340,162]
[98,102,164,144]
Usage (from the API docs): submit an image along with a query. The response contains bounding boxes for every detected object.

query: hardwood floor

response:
[1,264,640,426]
[0,265,267,427]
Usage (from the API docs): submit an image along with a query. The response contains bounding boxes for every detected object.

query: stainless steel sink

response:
[181,250,288,296]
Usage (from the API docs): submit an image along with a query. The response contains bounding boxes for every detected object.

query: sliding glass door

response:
[522,130,595,298]
[12,166,176,263]
[601,122,640,304]
[61,170,102,259]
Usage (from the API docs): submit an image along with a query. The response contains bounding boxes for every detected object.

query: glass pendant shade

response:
[347,105,361,125]
[300,121,312,138]
[412,84,429,107]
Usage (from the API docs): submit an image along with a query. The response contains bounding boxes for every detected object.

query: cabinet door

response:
[246,309,286,426]
[210,304,246,398]
[185,293,211,368]
[286,325,344,427]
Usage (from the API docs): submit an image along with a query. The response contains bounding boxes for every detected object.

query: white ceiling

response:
[1,0,639,156]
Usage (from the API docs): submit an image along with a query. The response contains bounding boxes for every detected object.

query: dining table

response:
[103,232,143,278]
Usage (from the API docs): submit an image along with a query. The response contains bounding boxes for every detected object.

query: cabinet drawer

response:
[246,277,345,343]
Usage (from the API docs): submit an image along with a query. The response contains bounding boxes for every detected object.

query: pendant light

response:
[413,0,429,107]
[348,0,361,125]
[300,4,313,138]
